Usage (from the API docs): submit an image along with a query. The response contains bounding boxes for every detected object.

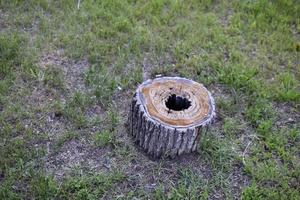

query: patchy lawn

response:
[0,0,299,199]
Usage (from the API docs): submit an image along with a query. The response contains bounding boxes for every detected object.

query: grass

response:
[0,0,299,199]
[93,130,114,147]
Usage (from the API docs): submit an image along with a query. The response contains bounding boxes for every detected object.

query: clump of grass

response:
[57,171,126,199]
[218,63,259,93]
[0,33,25,100]
[216,96,238,117]
[92,105,119,147]
[43,66,65,90]
[106,105,120,132]
[63,92,91,128]
[273,73,300,103]
[245,98,275,127]
[21,169,126,199]
[30,173,58,200]
[223,117,243,137]
[168,169,208,200]
[93,130,113,147]
[85,65,117,107]
[200,130,238,172]
[120,66,143,89]
[0,137,31,174]
[0,33,24,79]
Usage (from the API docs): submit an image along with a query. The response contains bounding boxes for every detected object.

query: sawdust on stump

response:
[128,77,215,158]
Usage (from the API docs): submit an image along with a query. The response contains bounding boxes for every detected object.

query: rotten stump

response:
[128,77,215,158]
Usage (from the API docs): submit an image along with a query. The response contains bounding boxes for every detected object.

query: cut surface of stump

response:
[128,77,215,158]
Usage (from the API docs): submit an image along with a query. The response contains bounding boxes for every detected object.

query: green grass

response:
[0,0,299,199]
[93,130,114,147]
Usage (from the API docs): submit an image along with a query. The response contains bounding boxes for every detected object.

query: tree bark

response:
[128,77,215,158]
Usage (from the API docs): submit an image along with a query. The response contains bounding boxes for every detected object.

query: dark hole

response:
[165,94,191,111]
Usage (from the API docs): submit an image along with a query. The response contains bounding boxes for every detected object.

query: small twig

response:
[77,0,81,10]
[242,141,251,165]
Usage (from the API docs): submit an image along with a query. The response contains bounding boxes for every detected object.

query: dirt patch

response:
[46,139,114,181]
[38,50,89,94]
[0,9,8,31]
[219,8,233,28]
[274,102,300,127]
[230,165,251,199]
[18,51,115,180]
[22,51,91,137]
[36,52,117,180]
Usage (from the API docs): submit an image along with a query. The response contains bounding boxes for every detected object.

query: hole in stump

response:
[165,94,191,111]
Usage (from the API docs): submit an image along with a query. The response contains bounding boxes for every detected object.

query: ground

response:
[0,0,299,199]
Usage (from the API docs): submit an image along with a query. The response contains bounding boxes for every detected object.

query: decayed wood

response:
[128,77,215,158]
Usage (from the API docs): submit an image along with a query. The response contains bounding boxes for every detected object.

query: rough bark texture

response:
[128,77,215,158]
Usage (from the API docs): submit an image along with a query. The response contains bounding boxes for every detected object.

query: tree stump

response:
[128,77,215,158]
